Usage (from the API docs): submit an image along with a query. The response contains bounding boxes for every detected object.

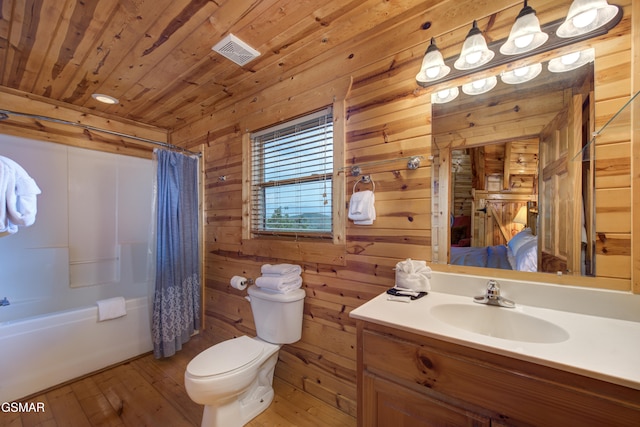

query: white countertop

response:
[350,273,640,391]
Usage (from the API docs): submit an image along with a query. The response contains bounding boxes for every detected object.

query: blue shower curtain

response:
[152,149,200,359]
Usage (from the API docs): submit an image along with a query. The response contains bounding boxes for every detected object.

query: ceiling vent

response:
[212,34,260,66]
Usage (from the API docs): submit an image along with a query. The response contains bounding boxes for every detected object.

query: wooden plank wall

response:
[0,86,166,158]
[173,0,635,417]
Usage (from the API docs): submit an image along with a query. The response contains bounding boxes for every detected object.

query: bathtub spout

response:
[0,297,9,306]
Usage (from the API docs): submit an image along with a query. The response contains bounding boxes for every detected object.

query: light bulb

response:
[562,52,581,65]
[426,66,441,79]
[514,34,534,49]
[437,89,451,99]
[465,51,482,65]
[572,9,598,28]
[472,79,486,89]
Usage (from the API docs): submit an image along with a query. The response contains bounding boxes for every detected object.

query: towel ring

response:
[353,175,375,193]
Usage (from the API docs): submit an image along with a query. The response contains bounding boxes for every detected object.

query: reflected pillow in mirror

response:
[515,239,538,272]
[508,228,536,255]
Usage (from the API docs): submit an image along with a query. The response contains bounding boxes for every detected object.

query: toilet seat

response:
[187,336,265,377]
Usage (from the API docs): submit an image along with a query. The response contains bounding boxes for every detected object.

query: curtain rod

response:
[0,109,201,157]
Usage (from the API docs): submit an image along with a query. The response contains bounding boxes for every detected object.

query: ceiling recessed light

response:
[91,93,119,105]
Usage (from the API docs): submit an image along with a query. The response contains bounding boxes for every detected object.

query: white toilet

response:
[185,285,306,427]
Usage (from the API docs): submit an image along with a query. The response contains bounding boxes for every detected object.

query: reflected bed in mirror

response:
[432,51,595,277]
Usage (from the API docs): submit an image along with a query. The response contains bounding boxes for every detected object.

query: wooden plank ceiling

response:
[0,0,439,131]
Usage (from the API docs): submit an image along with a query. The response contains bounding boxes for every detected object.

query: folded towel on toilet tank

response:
[255,275,303,293]
[260,263,302,276]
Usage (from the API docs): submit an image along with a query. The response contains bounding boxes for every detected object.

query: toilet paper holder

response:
[230,275,255,291]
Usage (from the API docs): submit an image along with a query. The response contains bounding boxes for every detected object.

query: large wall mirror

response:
[431,47,598,282]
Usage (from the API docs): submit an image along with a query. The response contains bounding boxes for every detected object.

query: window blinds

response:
[250,107,333,236]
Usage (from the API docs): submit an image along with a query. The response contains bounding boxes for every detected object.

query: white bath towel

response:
[261,263,302,276]
[255,275,303,293]
[394,258,432,292]
[96,297,127,321]
[0,156,42,234]
[348,190,376,225]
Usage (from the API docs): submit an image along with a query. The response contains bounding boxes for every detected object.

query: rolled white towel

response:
[96,297,127,321]
[0,156,42,233]
[394,258,432,292]
[261,263,302,276]
[255,275,303,293]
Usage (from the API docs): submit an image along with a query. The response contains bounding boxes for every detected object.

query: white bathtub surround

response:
[350,271,640,391]
[0,296,152,402]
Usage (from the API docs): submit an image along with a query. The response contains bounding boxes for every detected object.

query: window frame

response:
[241,96,347,265]
[249,107,334,239]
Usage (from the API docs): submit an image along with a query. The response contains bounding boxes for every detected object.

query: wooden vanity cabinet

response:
[356,321,640,427]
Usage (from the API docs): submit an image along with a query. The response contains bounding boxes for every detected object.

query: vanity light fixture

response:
[454,21,495,70]
[556,0,619,38]
[431,87,459,104]
[548,48,595,72]
[415,2,621,89]
[416,38,451,83]
[462,76,497,96]
[500,1,548,55]
[91,93,119,105]
[500,63,542,84]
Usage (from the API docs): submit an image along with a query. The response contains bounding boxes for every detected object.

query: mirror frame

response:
[431,60,594,276]
[424,4,632,292]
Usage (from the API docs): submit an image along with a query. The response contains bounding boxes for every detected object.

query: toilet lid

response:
[187,336,264,377]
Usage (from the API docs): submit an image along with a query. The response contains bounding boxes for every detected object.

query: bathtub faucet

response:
[473,280,515,308]
[0,297,9,306]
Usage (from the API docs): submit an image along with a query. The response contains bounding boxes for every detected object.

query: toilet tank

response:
[247,285,306,344]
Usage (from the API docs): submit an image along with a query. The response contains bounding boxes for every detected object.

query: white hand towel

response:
[394,258,432,292]
[255,275,303,293]
[261,263,302,276]
[348,190,376,225]
[96,297,127,321]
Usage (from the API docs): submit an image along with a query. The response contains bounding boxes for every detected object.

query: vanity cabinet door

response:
[357,321,640,427]
[363,372,490,427]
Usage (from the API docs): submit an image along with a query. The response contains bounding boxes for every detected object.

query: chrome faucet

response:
[473,280,515,308]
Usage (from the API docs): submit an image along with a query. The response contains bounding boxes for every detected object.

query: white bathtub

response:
[0,296,153,402]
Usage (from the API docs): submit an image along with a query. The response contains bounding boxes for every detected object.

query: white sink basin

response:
[430,303,570,343]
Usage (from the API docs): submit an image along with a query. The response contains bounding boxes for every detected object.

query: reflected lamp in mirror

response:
[462,76,497,96]
[500,1,549,55]
[432,87,460,104]
[501,63,543,84]
[548,48,595,72]
[454,21,495,70]
[513,206,528,225]
[416,38,451,83]
[556,0,620,38]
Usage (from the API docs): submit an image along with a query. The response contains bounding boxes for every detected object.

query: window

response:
[250,107,333,238]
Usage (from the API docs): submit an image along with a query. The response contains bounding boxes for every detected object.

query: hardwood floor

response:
[0,333,356,427]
